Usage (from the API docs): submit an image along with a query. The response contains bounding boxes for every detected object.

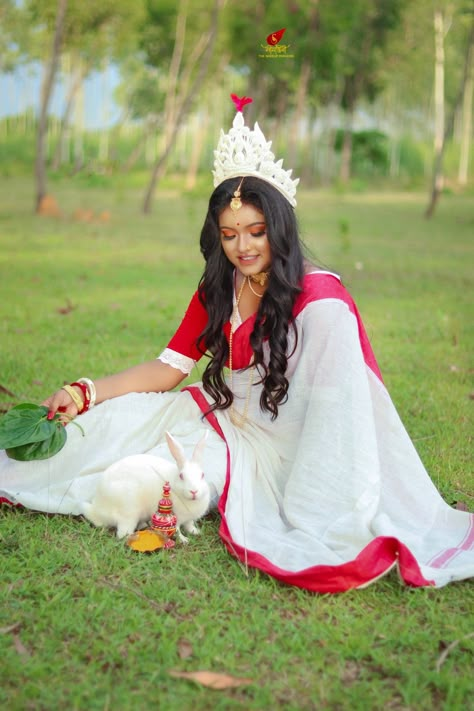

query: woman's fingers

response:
[41,390,79,420]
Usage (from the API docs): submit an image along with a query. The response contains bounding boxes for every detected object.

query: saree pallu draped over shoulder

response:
[1,274,473,593]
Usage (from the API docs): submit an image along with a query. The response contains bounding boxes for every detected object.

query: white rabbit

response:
[82,430,210,543]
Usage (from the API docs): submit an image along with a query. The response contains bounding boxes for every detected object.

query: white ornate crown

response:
[212,95,299,207]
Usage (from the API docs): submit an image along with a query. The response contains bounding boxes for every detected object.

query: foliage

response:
[334,129,389,176]
[114,57,165,122]
[25,0,146,66]
[0,0,28,72]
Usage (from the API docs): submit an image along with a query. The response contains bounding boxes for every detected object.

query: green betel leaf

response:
[6,421,67,461]
[0,403,54,449]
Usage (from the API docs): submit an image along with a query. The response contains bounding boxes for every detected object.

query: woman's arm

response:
[43,288,208,420]
[42,359,187,420]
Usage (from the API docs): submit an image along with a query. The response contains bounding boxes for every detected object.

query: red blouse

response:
[165,273,382,379]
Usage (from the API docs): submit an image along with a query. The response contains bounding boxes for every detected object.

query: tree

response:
[333,0,406,183]
[34,0,68,212]
[141,0,224,214]
[458,32,473,185]
[425,8,474,217]
[27,0,146,175]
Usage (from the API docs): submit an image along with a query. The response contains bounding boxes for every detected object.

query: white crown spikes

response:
[212,110,299,207]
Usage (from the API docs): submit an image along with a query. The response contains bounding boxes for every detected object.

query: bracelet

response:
[70,382,90,414]
[77,377,96,409]
[61,384,85,413]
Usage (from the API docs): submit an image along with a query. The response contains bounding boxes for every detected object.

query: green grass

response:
[1,178,473,710]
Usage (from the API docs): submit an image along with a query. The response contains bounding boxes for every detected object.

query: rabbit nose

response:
[190,490,198,499]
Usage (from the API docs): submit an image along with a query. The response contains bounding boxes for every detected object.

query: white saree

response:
[1,273,472,593]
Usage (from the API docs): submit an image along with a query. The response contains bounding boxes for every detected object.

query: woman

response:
[1,97,473,593]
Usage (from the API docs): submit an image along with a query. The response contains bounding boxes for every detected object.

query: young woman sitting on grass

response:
[1,96,472,593]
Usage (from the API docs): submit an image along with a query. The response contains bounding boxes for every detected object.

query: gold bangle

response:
[61,384,84,412]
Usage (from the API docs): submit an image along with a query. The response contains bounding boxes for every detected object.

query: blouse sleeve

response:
[157,290,208,374]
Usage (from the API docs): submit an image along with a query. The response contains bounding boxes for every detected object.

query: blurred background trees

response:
[0,0,472,213]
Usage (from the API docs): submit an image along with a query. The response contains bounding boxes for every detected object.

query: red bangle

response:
[70,381,90,414]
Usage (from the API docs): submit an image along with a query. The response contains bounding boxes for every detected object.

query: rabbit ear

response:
[192,430,209,466]
[165,431,186,469]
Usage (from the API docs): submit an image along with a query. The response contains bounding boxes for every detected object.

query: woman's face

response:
[218,203,272,277]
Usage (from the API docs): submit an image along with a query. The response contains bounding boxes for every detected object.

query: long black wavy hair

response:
[197,176,305,420]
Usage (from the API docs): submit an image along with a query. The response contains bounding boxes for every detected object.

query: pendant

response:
[249,271,269,286]
[230,195,242,211]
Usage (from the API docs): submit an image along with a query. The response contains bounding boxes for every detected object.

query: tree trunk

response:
[99,60,111,165]
[425,13,473,218]
[458,30,474,185]
[142,0,223,214]
[287,0,318,171]
[121,122,156,173]
[185,112,209,189]
[162,0,187,148]
[322,90,342,186]
[72,79,85,174]
[425,9,446,217]
[339,108,354,184]
[35,0,68,212]
[51,59,84,170]
[288,58,312,172]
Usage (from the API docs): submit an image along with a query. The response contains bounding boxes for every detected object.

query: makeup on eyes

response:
[220,222,266,239]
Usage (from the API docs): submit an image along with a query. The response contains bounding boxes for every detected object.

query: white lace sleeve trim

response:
[157,348,195,375]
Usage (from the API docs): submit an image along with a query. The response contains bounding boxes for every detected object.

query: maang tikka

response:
[230,177,245,212]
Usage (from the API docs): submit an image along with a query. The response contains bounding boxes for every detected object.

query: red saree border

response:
[183,385,434,593]
[0,496,22,507]
[294,273,383,383]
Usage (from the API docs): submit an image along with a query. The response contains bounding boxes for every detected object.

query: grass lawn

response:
[0,177,473,710]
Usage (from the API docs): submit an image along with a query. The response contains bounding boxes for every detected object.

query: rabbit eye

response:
[179,473,184,480]
[201,472,204,479]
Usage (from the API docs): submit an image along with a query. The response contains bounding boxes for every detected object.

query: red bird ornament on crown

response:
[230,94,253,113]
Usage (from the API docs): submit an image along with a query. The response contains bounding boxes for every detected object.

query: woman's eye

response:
[250,230,266,238]
[221,232,236,241]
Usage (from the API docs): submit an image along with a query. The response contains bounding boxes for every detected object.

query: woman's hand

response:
[39,359,186,422]
[42,388,82,421]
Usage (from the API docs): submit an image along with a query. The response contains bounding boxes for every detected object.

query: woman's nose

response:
[237,234,251,252]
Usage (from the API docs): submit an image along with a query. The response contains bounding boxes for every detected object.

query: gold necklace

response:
[229,276,255,427]
[246,276,264,298]
[249,271,269,286]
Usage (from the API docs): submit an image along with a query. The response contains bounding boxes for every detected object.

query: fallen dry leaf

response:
[0,622,22,635]
[177,639,193,660]
[169,670,252,690]
[56,299,76,315]
[13,634,30,657]
[455,501,469,512]
[436,632,474,672]
[0,383,16,398]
